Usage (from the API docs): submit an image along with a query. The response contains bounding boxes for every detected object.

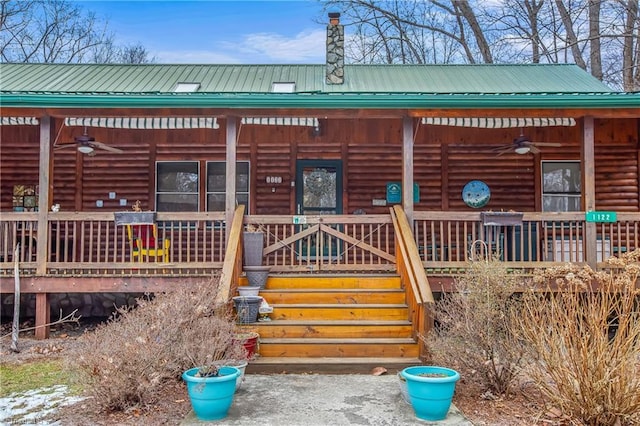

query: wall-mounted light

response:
[311,122,322,137]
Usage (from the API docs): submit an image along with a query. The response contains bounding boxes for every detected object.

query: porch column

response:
[402,116,414,224]
[36,115,51,339]
[36,116,51,275]
[582,116,597,268]
[225,116,238,245]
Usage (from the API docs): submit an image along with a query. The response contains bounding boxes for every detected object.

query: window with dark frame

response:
[156,161,199,212]
[206,161,250,212]
[542,161,581,212]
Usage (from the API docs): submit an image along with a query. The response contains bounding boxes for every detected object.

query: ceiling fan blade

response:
[54,144,77,151]
[531,142,562,147]
[528,145,541,154]
[91,141,124,153]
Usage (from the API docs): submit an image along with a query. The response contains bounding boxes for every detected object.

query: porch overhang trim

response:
[64,117,219,129]
[421,117,576,128]
[240,117,319,126]
[2,92,640,110]
[1,116,39,125]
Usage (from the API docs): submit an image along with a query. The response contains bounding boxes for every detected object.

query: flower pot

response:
[234,331,260,360]
[227,360,248,391]
[397,372,410,404]
[232,296,262,324]
[243,232,264,266]
[400,366,460,421]
[182,366,239,421]
[244,265,271,289]
[237,286,261,297]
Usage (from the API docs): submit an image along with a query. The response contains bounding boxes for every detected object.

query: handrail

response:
[392,205,434,304]
[391,205,434,359]
[215,205,245,305]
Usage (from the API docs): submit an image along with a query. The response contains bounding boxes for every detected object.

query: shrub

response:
[70,276,247,412]
[427,254,527,395]
[515,249,640,425]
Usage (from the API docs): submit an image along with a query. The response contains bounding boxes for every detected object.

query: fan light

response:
[515,146,530,155]
[77,145,94,154]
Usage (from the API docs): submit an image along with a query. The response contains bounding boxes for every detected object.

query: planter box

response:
[243,232,264,266]
[481,212,523,226]
[114,211,156,225]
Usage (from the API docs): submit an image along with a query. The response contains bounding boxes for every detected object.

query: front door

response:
[295,160,343,259]
[295,160,343,216]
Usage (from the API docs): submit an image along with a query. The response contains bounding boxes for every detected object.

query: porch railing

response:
[244,214,396,272]
[0,211,228,276]
[1,210,637,276]
[413,211,639,270]
[391,205,433,358]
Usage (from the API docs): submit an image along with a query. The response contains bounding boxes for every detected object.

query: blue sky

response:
[76,1,329,63]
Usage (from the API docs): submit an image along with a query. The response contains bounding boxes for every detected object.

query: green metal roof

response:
[1,63,638,110]
[0,63,614,93]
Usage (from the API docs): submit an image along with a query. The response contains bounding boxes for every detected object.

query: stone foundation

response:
[1,292,147,320]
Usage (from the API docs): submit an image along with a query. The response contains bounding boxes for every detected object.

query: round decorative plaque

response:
[462,180,490,208]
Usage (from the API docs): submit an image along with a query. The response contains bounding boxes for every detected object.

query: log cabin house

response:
[1,14,639,370]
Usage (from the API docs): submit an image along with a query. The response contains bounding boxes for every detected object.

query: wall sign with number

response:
[585,211,617,223]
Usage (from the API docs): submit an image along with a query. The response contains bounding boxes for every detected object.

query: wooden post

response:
[34,293,50,340]
[225,116,238,245]
[35,116,52,339]
[36,116,51,275]
[402,116,414,224]
[582,116,597,268]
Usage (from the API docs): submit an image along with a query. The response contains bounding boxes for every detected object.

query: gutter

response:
[1,92,639,110]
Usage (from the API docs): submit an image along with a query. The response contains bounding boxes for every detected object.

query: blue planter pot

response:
[400,366,460,421]
[182,366,240,421]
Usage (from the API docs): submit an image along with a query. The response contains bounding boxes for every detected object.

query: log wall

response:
[1,117,638,214]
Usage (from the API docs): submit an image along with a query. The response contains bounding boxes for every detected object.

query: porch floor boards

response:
[244,273,423,374]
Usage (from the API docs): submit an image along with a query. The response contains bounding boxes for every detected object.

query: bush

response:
[70,276,247,412]
[427,254,527,395]
[516,249,640,425]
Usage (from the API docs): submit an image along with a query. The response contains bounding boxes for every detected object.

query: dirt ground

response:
[1,321,550,425]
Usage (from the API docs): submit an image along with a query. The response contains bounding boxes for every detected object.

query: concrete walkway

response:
[182,374,473,425]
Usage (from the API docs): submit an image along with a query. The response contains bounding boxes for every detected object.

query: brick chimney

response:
[326,12,344,85]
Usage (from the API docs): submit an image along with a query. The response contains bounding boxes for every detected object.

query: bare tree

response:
[0,0,154,64]
[621,0,639,91]
[323,0,640,91]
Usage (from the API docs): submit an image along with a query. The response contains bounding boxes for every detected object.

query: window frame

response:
[541,160,581,212]
[155,161,200,212]
[205,161,250,213]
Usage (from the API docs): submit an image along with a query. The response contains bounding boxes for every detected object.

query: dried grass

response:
[427,254,527,395]
[69,275,247,412]
[516,249,640,425]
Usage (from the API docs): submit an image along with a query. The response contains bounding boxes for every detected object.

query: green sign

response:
[386,182,420,204]
[586,211,617,223]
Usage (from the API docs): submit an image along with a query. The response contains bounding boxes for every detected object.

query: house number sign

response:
[585,211,617,223]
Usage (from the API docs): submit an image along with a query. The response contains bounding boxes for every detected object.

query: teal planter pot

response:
[182,366,240,421]
[400,366,460,421]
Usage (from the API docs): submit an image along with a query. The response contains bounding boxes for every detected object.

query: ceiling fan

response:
[54,127,124,156]
[492,130,561,156]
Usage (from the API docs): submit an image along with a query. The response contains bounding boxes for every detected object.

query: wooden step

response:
[258,337,419,358]
[246,357,423,374]
[254,320,413,338]
[260,288,405,304]
[240,274,401,290]
[270,304,408,320]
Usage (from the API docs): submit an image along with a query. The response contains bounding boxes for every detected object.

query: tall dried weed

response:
[70,276,247,412]
[515,249,640,425]
[427,253,527,395]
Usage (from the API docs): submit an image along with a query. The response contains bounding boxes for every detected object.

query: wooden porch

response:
[1,210,637,279]
[1,206,637,353]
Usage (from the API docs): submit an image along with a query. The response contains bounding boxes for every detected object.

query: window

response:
[156,162,199,211]
[206,161,249,212]
[542,161,581,212]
